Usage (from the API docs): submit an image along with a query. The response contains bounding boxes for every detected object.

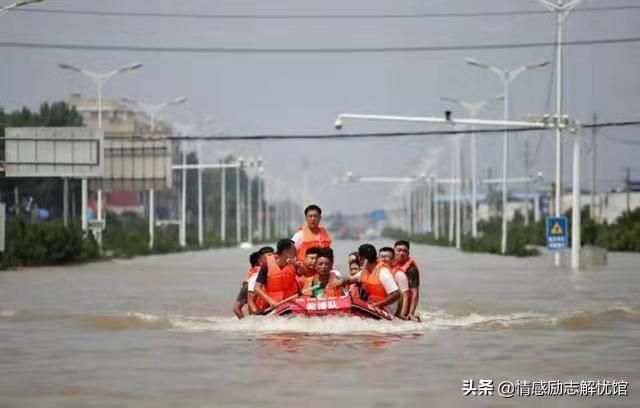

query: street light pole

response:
[246,157,254,244]
[236,158,243,243]
[539,0,583,266]
[466,58,550,254]
[431,176,439,240]
[220,159,226,242]
[257,159,264,241]
[441,95,503,238]
[58,61,143,239]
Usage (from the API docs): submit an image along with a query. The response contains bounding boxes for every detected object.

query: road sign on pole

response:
[546,216,568,251]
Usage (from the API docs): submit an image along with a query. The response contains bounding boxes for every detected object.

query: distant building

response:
[67,93,173,137]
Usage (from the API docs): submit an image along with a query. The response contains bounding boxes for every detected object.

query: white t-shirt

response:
[355,267,399,295]
[394,270,409,293]
[247,273,259,292]
[291,230,304,249]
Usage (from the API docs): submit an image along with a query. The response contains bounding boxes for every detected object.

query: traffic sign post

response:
[546,216,568,251]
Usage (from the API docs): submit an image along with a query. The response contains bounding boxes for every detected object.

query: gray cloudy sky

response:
[1,0,639,215]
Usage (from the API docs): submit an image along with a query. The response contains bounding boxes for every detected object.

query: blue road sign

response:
[546,216,568,251]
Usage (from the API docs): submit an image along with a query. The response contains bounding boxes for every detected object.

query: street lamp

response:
[58,61,143,238]
[538,0,583,267]
[0,0,43,17]
[441,94,503,238]
[121,96,187,133]
[122,97,187,248]
[465,58,550,254]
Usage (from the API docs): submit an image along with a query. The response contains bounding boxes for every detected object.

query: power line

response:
[1,37,640,54]
[11,5,640,20]
[162,120,640,141]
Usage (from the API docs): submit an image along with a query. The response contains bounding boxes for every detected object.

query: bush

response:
[0,217,100,269]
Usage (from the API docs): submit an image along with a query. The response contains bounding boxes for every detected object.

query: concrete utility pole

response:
[591,113,597,220]
[539,0,583,266]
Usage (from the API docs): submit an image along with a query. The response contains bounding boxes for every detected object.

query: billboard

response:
[90,137,172,191]
[4,127,103,178]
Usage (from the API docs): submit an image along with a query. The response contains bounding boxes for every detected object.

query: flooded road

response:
[1,240,638,407]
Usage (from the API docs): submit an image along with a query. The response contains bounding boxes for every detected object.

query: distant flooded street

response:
[1,241,638,407]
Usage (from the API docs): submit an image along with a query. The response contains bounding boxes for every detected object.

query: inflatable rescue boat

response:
[271,295,395,320]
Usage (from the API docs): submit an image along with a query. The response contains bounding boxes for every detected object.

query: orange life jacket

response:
[323,274,345,298]
[360,261,391,303]
[263,254,299,302]
[295,224,332,262]
[392,257,419,278]
[301,273,344,298]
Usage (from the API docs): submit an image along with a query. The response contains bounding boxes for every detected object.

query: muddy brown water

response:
[1,240,638,407]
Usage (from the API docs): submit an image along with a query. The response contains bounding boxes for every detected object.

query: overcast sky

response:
[1,0,639,215]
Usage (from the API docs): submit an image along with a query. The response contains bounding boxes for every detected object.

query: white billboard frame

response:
[4,127,104,178]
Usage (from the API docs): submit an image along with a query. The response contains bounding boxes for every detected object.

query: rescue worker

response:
[297,246,320,293]
[254,239,300,311]
[331,244,399,309]
[232,251,262,319]
[291,204,332,262]
[380,246,409,319]
[393,240,421,321]
[247,246,275,315]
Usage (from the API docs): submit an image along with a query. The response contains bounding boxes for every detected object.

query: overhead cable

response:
[1,37,639,54]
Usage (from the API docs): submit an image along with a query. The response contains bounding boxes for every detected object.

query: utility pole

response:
[626,167,631,213]
[591,113,597,220]
[523,141,531,225]
[539,0,583,266]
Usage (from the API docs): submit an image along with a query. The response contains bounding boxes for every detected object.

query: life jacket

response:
[302,274,344,298]
[295,224,332,262]
[262,253,299,303]
[393,257,419,278]
[360,261,391,303]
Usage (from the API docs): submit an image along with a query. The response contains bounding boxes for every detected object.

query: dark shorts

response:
[407,267,420,289]
[236,283,249,304]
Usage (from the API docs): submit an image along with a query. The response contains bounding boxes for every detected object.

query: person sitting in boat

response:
[232,251,262,319]
[393,240,421,322]
[302,248,346,298]
[347,257,363,299]
[296,246,320,292]
[247,246,274,315]
[253,239,300,311]
[291,204,332,263]
[331,243,400,310]
[379,246,410,320]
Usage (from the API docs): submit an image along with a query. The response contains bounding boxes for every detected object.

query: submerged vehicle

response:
[271,295,395,321]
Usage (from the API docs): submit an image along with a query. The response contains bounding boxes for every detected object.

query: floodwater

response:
[1,240,638,407]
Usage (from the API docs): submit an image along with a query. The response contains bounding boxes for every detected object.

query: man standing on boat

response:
[393,240,421,322]
[291,205,332,263]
